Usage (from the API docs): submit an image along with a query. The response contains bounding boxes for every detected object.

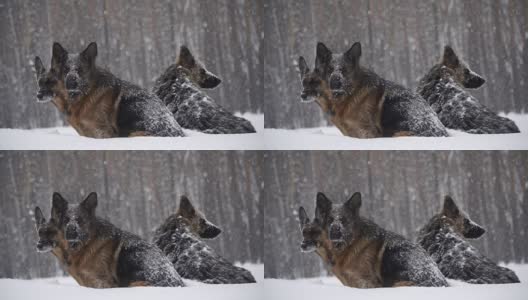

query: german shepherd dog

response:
[34,56,69,113]
[51,192,184,288]
[153,196,256,284]
[298,56,336,119]
[307,42,448,138]
[316,192,448,288]
[417,196,520,284]
[153,46,256,134]
[417,46,519,134]
[298,206,345,283]
[33,206,71,269]
[44,42,184,138]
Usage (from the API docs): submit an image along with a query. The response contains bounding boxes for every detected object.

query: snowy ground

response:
[264,264,528,300]
[0,263,263,300]
[0,113,263,150]
[264,114,528,150]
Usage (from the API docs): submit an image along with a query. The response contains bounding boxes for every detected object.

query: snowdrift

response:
[0,263,263,300]
[0,113,263,150]
[263,114,528,150]
[264,264,528,300]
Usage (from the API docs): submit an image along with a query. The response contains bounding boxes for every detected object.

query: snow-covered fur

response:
[417,46,519,134]
[153,196,256,284]
[417,196,520,284]
[313,42,448,137]
[51,192,184,288]
[49,42,184,138]
[317,192,448,287]
[153,46,255,134]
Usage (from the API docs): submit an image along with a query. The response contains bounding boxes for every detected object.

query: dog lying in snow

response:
[417,46,519,134]
[153,46,256,134]
[34,43,184,138]
[298,192,448,288]
[153,196,256,284]
[417,196,520,284]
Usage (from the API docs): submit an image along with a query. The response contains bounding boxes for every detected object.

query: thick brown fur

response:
[320,82,384,138]
[59,86,122,138]
[65,236,122,288]
[330,236,385,288]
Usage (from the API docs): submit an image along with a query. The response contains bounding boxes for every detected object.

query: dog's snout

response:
[65,75,78,90]
[65,224,78,239]
[329,224,342,240]
[329,75,343,90]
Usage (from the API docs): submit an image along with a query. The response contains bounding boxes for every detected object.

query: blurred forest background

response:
[264,0,528,128]
[0,151,263,279]
[0,0,263,129]
[263,151,528,279]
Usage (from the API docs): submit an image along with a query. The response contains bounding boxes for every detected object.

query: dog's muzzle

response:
[300,241,317,252]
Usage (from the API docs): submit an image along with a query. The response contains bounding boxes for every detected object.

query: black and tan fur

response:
[34,56,70,114]
[304,42,448,138]
[298,206,345,283]
[51,192,184,288]
[33,206,72,271]
[46,42,184,138]
[315,192,448,288]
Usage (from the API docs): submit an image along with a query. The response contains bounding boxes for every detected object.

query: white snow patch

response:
[264,264,528,300]
[0,113,263,150]
[263,114,528,150]
[0,263,263,300]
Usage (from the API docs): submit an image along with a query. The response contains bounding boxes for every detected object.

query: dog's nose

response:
[330,76,342,90]
[65,224,78,239]
[329,224,342,240]
[65,76,78,90]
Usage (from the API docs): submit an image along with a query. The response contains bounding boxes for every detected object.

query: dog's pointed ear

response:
[178,45,196,69]
[344,192,362,216]
[80,42,98,66]
[179,195,196,218]
[442,195,460,218]
[344,42,361,65]
[298,56,309,77]
[34,206,46,227]
[442,45,459,68]
[315,42,332,70]
[80,192,98,216]
[51,192,68,221]
[315,192,332,221]
[34,56,46,77]
[51,42,68,66]
[298,206,310,228]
